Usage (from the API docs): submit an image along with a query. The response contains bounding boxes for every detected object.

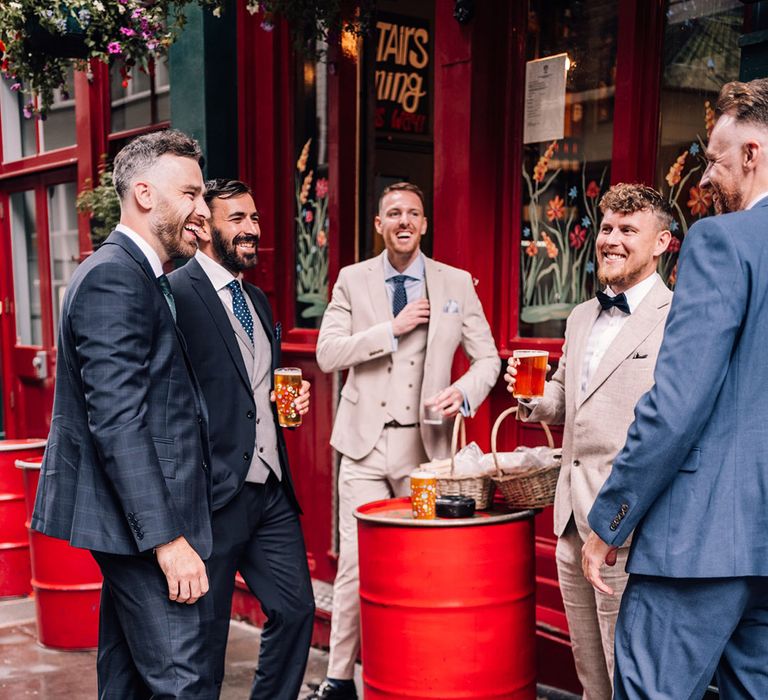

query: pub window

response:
[655,0,745,287]
[0,65,76,161]
[519,1,618,339]
[110,58,170,134]
[293,41,330,329]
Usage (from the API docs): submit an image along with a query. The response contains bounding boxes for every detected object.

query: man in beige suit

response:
[505,183,672,700]
[309,182,499,699]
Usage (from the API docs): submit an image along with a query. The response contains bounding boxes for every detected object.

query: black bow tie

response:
[596,290,631,315]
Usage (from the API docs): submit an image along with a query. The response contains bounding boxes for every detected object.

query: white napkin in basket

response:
[481,446,560,476]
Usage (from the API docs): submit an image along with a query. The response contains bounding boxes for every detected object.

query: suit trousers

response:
[556,519,629,700]
[207,473,315,700]
[327,426,428,679]
[91,549,218,700]
[614,574,768,700]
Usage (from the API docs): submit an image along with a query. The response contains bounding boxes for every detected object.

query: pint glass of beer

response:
[410,470,437,520]
[512,349,548,399]
[274,367,302,427]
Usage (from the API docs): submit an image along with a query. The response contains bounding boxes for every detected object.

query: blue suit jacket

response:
[168,257,300,512]
[31,231,213,558]
[589,199,768,577]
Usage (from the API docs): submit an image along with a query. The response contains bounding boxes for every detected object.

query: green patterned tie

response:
[157,274,177,322]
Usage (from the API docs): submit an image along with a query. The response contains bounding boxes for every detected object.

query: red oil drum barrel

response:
[356,497,537,700]
[0,439,46,597]
[17,457,101,650]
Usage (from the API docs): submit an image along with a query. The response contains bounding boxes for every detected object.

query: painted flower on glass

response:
[546,195,565,222]
[668,263,678,286]
[586,260,595,274]
[317,230,327,247]
[667,236,681,254]
[586,181,600,199]
[687,186,712,217]
[315,177,328,199]
[296,139,311,172]
[666,152,687,187]
[542,232,558,259]
[299,170,313,204]
[304,209,314,223]
[525,240,538,258]
[569,224,587,249]
[532,140,558,183]
[705,100,715,139]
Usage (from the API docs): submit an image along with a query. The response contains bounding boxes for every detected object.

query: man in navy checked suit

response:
[32,130,217,698]
[169,179,314,699]
[583,78,768,698]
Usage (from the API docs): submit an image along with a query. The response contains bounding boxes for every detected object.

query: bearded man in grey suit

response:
[506,183,672,700]
[309,182,500,699]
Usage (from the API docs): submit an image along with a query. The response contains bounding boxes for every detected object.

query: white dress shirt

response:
[746,191,768,210]
[194,249,243,313]
[116,223,163,278]
[579,272,660,399]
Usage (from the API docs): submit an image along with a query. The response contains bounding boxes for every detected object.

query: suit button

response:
[387,367,392,373]
[247,410,255,419]
[406,406,410,410]
[259,447,264,454]
[137,533,144,540]
[381,401,386,407]
[410,361,415,366]
[610,523,618,531]
[243,452,250,461]
[256,418,260,424]
[408,384,412,388]
[620,503,629,513]
[573,460,580,467]
[197,415,202,424]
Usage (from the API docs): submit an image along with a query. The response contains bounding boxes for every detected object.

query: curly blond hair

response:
[599,183,674,231]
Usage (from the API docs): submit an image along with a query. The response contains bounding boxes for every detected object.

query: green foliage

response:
[76,163,120,248]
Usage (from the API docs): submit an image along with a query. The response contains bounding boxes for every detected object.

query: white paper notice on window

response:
[523,53,567,145]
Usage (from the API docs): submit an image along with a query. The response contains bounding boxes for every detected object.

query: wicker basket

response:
[490,406,559,509]
[433,414,495,510]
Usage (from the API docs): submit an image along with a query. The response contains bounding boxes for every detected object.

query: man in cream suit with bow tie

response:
[505,183,673,700]
[310,182,500,699]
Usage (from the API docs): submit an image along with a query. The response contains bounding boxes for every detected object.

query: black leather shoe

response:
[303,679,358,700]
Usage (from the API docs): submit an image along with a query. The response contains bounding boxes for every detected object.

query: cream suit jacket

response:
[518,278,672,544]
[316,251,500,461]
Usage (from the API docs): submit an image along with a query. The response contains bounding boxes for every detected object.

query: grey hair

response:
[113,129,204,200]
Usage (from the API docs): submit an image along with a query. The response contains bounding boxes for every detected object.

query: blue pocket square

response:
[443,299,460,314]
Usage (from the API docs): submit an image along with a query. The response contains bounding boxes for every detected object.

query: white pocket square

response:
[443,299,460,314]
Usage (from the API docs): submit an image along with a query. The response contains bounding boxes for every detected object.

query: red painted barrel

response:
[17,457,102,650]
[0,439,46,598]
[356,497,537,699]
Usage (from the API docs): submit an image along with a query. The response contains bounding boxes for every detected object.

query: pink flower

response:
[569,224,587,249]
[667,236,681,254]
[107,42,122,55]
[317,230,327,247]
[586,181,600,199]
[120,27,136,37]
[315,178,328,199]
[304,210,314,223]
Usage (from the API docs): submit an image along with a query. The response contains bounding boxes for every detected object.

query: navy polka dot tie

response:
[391,275,409,316]
[227,279,254,342]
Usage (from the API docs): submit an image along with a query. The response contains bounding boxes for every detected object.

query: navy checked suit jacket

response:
[589,198,768,577]
[31,231,213,558]
[168,257,300,513]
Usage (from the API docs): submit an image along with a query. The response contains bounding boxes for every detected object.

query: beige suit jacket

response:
[316,252,500,461]
[518,278,672,544]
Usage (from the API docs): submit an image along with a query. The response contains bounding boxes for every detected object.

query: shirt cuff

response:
[389,323,399,351]
[458,387,471,417]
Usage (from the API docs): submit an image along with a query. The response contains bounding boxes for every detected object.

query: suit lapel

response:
[244,284,278,372]
[367,251,392,325]
[424,256,444,347]
[570,300,602,409]
[185,258,252,392]
[581,279,671,404]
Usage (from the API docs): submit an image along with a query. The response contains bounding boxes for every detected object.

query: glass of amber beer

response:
[274,367,302,427]
[512,349,548,399]
[410,470,437,520]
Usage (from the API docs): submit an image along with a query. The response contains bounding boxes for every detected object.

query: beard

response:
[710,183,743,214]
[151,200,198,261]
[212,226,259,274]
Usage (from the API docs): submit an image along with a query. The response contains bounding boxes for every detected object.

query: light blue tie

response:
[227,279,254,342]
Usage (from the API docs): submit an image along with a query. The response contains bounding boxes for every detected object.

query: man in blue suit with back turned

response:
[582,78,768,698]
[32,130,216,698]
